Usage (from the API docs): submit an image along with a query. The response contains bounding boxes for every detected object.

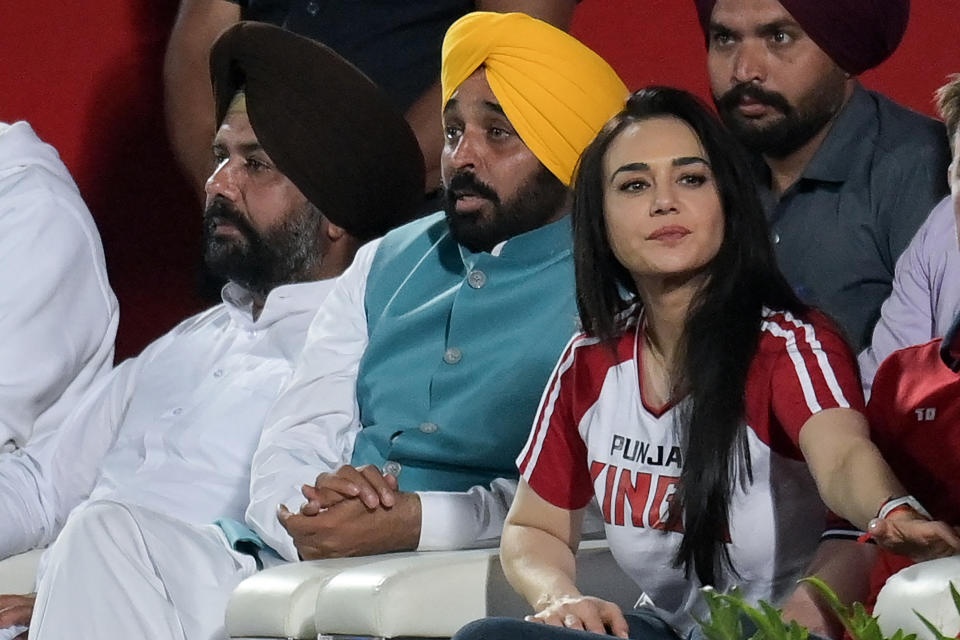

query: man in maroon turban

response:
[693,0,950,354]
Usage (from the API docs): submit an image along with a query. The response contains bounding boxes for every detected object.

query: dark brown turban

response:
[692,0,910,76]
[210,22,425,242]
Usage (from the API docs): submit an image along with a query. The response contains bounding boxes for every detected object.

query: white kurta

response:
[27,500,262,640]
[0,121,117,448]
[0,278,334,559]
[1,279,334,640]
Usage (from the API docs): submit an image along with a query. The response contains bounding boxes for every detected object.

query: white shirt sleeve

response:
[0,355,140,559]
[416,480,606,551]
[246,239,381,561]
[0,172,118,448]
[0,144,118,446]
[416,478,519,550]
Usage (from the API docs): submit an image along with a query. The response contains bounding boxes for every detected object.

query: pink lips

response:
[454,193,488,214]
[210,218,240,237]
[647,225,691,241]
[737,97,770,117]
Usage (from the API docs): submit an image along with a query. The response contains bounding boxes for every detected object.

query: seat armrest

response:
[226,556,387,639]
[314,539,637,638]
[312,547,509,638]
[227,540,638,639]
[0,549,44,595]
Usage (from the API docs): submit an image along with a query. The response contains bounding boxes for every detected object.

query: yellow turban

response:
[441,12,628,186]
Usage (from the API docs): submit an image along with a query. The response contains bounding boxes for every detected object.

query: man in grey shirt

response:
[694,0,949,350]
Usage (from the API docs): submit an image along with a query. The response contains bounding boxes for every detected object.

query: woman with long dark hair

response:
[453,87,959,640]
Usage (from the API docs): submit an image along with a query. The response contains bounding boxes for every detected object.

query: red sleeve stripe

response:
[761,309,851,413]
[516,332,595,475]
[781,310,851,409]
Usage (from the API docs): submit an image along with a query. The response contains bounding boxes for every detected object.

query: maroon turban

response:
[692,0,911,75]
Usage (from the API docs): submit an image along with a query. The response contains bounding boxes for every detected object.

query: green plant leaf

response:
[695,587,745,640]
[800,577,850,618]
[784,619,811,640]
[695,578,942,640]
[915,611,951,640]
[888,629,918,640]
[950,582,960,618]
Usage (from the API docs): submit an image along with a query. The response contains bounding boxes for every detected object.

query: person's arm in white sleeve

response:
[416,477,518,550]
[295,470,602,554]
[246,240,380,561]
[416,478,605,551]
[0,178,118,448]
[0,355,141,559]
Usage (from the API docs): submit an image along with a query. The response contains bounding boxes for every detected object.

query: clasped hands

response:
[277,464,422,559]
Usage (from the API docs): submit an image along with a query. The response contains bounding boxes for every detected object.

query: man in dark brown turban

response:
[0,21,426,640]
[694,0,950,354]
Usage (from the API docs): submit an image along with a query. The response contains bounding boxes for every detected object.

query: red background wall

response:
[1,0,958,359]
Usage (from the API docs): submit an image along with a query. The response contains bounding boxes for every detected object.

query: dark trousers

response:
[451,609,683,640]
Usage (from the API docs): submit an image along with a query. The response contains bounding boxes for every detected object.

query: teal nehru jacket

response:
[351,211,578,492]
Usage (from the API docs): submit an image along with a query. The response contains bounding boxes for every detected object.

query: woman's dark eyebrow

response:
[610,162,649,182]
[673,156,710,167]
[610,157,710,182]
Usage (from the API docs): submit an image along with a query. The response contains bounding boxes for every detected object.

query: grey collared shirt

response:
[761,84,950,350]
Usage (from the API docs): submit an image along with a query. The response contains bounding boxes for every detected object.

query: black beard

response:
[202,198,324,298]
[443,166,569,253]
[714,80,845,159]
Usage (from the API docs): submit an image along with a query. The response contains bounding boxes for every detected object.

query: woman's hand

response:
[867,512,960,562]
[526,595,630,638]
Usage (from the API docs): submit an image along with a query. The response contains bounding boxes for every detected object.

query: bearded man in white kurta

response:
[0,22,425,640]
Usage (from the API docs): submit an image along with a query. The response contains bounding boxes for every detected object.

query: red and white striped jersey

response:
[517,307,864,630]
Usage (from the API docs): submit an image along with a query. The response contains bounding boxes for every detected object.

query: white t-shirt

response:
[518,307,864,631]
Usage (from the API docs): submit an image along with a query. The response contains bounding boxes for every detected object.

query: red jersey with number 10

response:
[865,336,960,604]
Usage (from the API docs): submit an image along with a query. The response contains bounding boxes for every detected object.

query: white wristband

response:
[878,495,931,520]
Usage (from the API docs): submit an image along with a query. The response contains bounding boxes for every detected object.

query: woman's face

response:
[601,116,725,287]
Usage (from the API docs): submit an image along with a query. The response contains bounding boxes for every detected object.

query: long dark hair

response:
[572,86,807,587]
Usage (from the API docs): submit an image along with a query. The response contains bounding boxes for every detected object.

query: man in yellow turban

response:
[0,13,626,640]
[267,10,627,567]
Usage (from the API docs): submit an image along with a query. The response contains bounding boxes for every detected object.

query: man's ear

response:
[325,221,348,242]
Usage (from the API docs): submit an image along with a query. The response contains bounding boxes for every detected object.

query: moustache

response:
[203,199,257,239]
[445,172,500,205]
[716,83,792,116]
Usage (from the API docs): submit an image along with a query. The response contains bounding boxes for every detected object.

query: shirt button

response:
[773,232,781,244]
[467,270,486,289]
[419,422,439,434]
[383,461,402,477]
[306,1,320,15]
[172,407,183,416]
[213,369,224,378]
[443,347,462,364]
